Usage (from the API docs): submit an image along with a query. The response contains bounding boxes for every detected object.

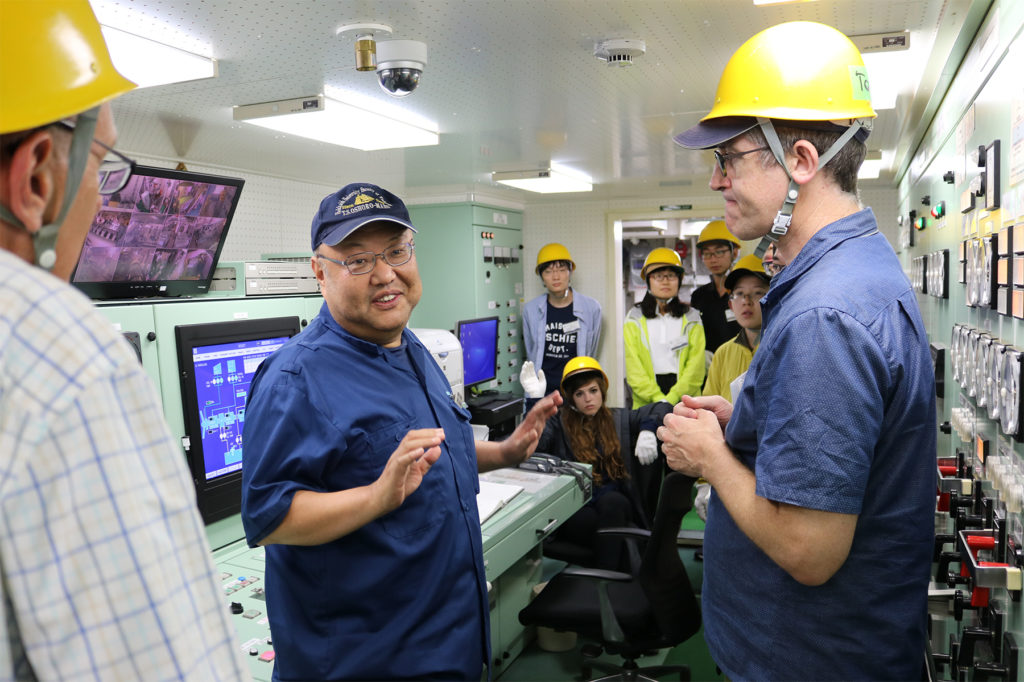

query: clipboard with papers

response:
[476,480,525,524]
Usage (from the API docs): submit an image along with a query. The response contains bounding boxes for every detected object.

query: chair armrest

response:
[676,529,704,547]
[595,527,652,540]
[561,566,632,583]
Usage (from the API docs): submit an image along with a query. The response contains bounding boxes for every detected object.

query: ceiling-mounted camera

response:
[376,40,428,97]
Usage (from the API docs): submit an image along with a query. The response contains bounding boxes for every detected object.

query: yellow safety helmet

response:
[640,247,684,280]
[535,243,576,275]
[560,356,608,395]
[0,0,135,134]
[673,21,875,149]
[724,253,772,290]
[696,220,741,249]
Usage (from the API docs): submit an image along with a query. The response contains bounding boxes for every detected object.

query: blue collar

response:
[764,208,877,305]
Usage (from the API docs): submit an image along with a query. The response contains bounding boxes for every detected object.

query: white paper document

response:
[477,480,524,524]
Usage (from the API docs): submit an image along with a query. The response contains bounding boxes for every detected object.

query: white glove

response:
[634,430,658,465]
[519,361,546,399]
[694,483,711,522]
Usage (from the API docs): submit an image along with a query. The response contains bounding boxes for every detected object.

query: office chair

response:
[519,473,700,681]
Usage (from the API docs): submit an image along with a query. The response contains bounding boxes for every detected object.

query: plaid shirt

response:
[0,251,247,681]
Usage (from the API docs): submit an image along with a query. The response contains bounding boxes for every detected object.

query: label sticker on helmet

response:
[849,65,871,101]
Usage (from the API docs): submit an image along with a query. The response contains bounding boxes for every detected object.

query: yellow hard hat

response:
[0,0,136,134]
[535,243,575,275]
[561,356,608,395]
[641,247,684,280]
[674,21,875,149]
[696,220,741,249]
[724,253,772,290]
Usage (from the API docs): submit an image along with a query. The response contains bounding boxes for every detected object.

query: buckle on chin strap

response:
[771,213,791,236]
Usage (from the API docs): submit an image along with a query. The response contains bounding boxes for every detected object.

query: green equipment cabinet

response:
[408,203,525,397]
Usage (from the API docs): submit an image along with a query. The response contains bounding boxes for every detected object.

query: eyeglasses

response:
[317,242,415,275]
[649,271,679,282]
[700,248,733,260]
[729,291,767,303]
[55,120,136,195]
[714,146,769,177]
[763,262,784,276]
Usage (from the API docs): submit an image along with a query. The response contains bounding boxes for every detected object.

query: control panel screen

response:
[457,316,499,388]
[190,336,290,481]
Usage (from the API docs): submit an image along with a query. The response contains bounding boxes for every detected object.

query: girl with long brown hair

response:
[535,357,672,570]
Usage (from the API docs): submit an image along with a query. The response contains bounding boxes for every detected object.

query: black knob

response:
[940,421,952,434]
[230,601,243,615]
[954,590,965,621]
[959,626,992,669]
[944,171,956,184]
[146,331,156,341]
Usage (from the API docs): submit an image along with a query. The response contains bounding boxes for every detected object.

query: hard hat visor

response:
[674,116,759,150]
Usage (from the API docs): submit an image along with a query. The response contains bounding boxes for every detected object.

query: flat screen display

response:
[176,316,301,525]
[72,165,244,300]
[457,316,499,388]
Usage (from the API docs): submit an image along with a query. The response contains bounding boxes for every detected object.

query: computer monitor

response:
[175,316,301,525]
[457,316,499,389]
[71,164,244,300]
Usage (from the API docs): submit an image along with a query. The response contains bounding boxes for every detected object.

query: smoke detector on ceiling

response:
[594,38,646,67]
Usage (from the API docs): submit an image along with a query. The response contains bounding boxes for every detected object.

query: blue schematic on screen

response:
[190,336,289,480]
[458,317,499,388]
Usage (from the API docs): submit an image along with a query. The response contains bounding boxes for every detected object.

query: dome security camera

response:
[375,40,427,97]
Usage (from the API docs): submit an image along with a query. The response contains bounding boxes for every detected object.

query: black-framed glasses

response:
[317,242,415,275]
[714,146,769,177]
[55,120,136,195]
[700,247,733,260]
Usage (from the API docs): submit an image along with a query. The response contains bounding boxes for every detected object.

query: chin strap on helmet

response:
[756,116,870,241]
[0,107,99,271]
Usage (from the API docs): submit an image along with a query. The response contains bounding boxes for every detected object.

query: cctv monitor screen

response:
[175,316,301,525]
[457,316,499,388]
[71,165,244,300]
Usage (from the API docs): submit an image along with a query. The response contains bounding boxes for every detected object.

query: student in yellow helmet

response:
[702,254,771,403]
[534,357,674,565]
[623,247,706,408]
[659,21,935,681]
[690,220,742,354]
[521,242,602,402]
[0,1,247,677]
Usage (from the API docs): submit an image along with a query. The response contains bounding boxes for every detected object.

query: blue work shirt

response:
[704,209,936,681]
[241,304,488,681]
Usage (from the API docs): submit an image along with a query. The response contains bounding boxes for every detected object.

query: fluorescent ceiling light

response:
[622,220,667,231]
[100,25,217,88]
[752,0,818,5]
[492,165,593,193]
[233,94,439,151]
[680,220,711,237]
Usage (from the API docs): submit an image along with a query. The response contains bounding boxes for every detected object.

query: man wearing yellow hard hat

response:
[658,21,935,681]
[689,220,741,354]
[0,1,246,677]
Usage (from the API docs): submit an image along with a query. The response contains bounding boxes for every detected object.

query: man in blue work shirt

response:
[241,183,560,681]
[657,22,936,681]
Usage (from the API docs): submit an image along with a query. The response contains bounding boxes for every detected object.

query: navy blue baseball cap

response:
[311,183,417,251]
